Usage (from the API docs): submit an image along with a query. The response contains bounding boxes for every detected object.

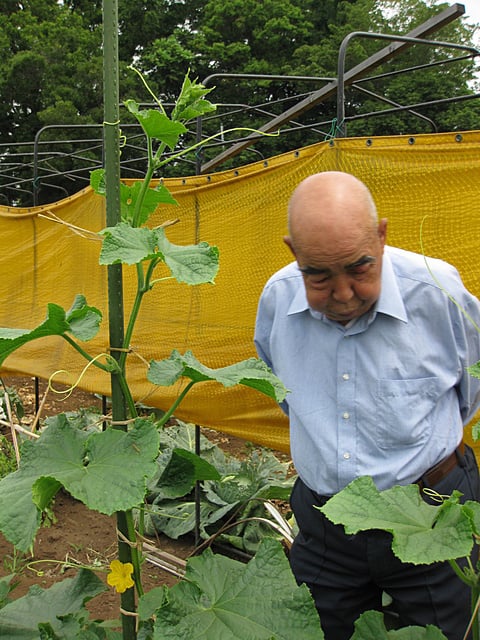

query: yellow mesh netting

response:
[1,130,479,454]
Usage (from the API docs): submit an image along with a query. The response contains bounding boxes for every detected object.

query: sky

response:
[433,1,480,79]
[457,0,480,27]
[436,1,480,44]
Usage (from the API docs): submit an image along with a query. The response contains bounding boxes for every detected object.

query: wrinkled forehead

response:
[292,218,380,264]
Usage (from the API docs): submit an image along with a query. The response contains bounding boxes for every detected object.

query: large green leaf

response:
[145,499,227,540]
[138,538,323,639]
[99,224,219,285]
[146,421,230,503]
[99,222,158,265]
[91,169,178,227]
[125,100,187,148]
[155,447,221,499]
[120,181,178,227]
[351,610,447,639]
[0,297,101,367]
[65,295,103,341]
[155,228,219,284]
[0,471,48,553]
[0,416,160,551]
[148,350,288,403]
[0,569,107,639]
[319,476,474,564]
[145,436,294,550]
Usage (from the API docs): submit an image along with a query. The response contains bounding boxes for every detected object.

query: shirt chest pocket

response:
[375,377,440,449]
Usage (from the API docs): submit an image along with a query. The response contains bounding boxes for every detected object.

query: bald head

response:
[287,172,378,256]
[284,172,387,323]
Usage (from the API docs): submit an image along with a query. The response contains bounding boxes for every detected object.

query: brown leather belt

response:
[416,439,465,489]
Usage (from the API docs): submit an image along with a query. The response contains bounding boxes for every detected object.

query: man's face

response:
[289,220,386,325]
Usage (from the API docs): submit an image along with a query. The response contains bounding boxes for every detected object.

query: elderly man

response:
[254,171,480,639]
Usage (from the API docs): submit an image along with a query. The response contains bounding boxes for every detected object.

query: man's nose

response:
[331,276,355,302]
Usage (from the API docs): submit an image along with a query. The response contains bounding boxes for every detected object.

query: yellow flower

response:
[107,559,135,593]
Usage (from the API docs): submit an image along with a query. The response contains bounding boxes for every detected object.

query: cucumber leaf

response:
[0,296,102,366]
[139,538,323,640]
[319,476,474,564]
[148,350,288,403]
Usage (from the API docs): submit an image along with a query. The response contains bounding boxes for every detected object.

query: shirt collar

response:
[375,249,408,322]
[287,247,408,323]
[287,273,309,315]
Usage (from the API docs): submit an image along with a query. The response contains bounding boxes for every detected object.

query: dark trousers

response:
[289,445,480,640]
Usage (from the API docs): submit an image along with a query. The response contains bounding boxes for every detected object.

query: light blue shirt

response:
[255,246,480,495]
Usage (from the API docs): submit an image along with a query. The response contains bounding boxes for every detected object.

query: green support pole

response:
[102,1,136,638]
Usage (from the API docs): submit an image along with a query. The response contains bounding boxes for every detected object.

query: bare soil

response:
[0,375,285,624]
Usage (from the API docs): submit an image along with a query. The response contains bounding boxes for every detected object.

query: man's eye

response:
[351,264,371,276]
[309,276,330,285]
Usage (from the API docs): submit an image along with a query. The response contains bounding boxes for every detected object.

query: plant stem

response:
[120,257,160,375]
[125,508,144,597]
[157,380,196,427]
[449,559,475,586]
[470,586,480,640]
[449,559,467,583]
[62,334,113,373]
[120,263,148,373]
[116,510,137,637]
[154,127,275,171]
[449,559,480,640]
[114,371,138,419]
[132,147,157,227]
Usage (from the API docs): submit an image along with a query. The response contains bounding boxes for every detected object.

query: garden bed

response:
[0,375,289,622]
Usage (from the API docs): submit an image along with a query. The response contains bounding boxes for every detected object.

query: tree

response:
[0,0,478,205]
[137,0,479,164]
[0,2,102,143]
[339,0,480,137]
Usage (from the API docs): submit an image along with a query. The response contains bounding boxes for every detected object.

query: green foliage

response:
[351,610,447,639]
[0,67,292,640]
[0,384,24,423]
[0,1,104,144]
[319,476,477,565]
[0,436,16,480]
[0,415,160,552]
[0,568,112,640]
[0,1,479,203]
[0,296,103,368]
[138,537,324,640]
[1,0,478,160]
[143,421,295,553]
[148,350,288,402]
[43,407,103,433]
[468,361,480,380]
[99,224,219,284]
[0,575,15,611]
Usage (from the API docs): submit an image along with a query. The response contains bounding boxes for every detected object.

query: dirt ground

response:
[0,375,283,624]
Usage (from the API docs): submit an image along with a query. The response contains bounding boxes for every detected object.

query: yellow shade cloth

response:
[1,130,479,454]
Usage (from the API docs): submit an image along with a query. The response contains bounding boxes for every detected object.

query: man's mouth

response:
[326,307,362,321]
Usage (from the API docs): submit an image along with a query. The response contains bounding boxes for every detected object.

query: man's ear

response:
[283,236,296,257]
[378,218,388,247]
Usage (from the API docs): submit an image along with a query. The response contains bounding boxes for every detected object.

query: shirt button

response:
[343,452,351,459]
[342,412,350,420]
[342,373,350,380]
